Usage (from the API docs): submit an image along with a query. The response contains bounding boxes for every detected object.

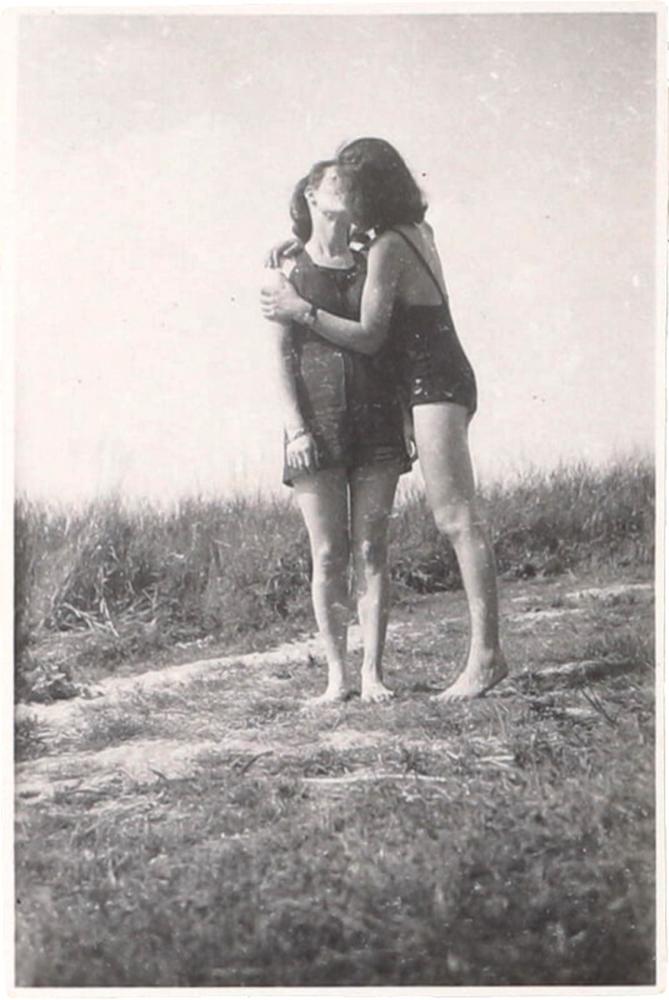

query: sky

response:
[14,10,659,502]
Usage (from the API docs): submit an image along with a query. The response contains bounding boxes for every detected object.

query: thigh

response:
[293,467,351,553]
[412,402,476,510]
[349,461,401,546]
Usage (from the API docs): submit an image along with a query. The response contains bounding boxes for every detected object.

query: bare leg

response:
[413,403,508,700]
[350,462,401,703]
[294,468,351,704]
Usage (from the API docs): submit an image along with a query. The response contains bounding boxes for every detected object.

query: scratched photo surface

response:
[14,10,659,990]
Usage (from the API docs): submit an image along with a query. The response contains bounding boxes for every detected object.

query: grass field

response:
[15,457,653,701]
[14,458,657,987]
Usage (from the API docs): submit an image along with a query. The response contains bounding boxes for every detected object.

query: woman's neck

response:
[305,215,353,267]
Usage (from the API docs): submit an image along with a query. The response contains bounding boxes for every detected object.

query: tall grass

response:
[15,457,654,700]
[16,491,309,638]
[391,457,654,591]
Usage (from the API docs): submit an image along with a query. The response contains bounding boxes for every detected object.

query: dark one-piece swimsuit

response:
[282,249,411,486]
[388,227,478,415]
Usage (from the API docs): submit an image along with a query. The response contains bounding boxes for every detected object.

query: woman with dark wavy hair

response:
[262,159,411,705]
[262,138,508,700]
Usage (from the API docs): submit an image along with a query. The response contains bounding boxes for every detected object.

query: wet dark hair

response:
[336,137,427,232]
[290,160,337,242]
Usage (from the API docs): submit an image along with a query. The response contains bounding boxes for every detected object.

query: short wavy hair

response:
[337,138,427,232]
[289,160,337,242]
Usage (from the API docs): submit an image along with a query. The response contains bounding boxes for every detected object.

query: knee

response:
[432,500,476,541]
[312,540,349,579]
[355,537,388,575]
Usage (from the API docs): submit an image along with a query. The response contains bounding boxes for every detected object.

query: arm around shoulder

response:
[304,233,403,356]
[355,232,403,351]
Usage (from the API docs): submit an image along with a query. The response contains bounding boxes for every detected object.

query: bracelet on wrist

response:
[301,303,318,328]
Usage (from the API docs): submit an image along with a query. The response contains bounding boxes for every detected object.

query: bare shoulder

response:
[368,229,409,266]
[371,229,405,251]
[394,221,444,266]
[393,220,434,245]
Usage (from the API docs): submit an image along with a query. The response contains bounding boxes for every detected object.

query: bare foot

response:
[360,679,395,703]
[302,685,349,709]
[433,652,508,703]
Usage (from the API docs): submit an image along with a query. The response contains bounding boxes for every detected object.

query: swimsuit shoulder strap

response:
[388,227,448,305]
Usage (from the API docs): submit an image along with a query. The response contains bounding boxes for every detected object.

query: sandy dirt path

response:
[16,579,652,803]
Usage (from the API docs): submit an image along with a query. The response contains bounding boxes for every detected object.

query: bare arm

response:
[266,321,320,474]
[260,236,403,356]
[262,261,304,433]
[266,322,304,435]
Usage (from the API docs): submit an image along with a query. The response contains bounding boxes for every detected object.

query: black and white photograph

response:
[9,4,663,991]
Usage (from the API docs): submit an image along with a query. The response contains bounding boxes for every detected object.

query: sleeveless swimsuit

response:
[283,249,410,486]
[388,228,477,415]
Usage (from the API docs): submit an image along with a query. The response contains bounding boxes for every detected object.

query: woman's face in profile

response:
[308,166,350,220]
